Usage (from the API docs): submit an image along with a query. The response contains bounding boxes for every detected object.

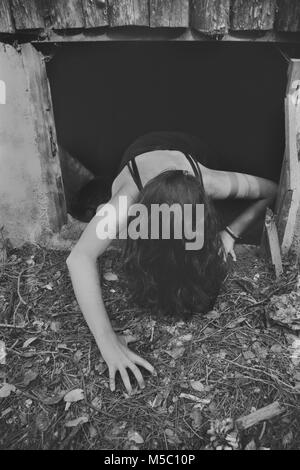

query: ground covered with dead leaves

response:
[0,243,299,450]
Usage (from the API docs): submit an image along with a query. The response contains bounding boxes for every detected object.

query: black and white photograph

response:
[0,0,300,454]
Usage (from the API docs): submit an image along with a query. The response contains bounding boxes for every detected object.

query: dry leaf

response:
[289,338,300,366]
[227,317,247,329]
[65,416,89,427]
[243,350,255,361]
[245,439,256,450]
[94,362,107,375]
[43,283,53,291]
[150,393,164,408]
[205,310,222,320]
[42,391,66,405]
[270,344,282,354]
[252,342,268,359]
[89,424,98,439]
[164,428,181,445]
[64,388,84,410]
[127,430,144,444]
[91,396,102,410]
[203,327,216,336]
[179,334,193,342]
[268,293,300,331]
[282,431,293,447]
[110,421,127,436]
[190,380,205,393]
[166,346,185,360]
[73,350,83,362]
[103,272,118,282]
[36,411,50,432]
[50,321,61,332]
[0,383,16,398]
[23,370,38,386]
[190,408,202,429]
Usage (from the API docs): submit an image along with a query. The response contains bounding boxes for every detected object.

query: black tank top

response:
[118,131,220,190]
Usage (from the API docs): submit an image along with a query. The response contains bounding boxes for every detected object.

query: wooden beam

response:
[286,58,300,96]
[21,44,67,232]
[276,90,300,255]
[27,28,300,44]
[261,208,283,278]
[10,0,44,30]
[150,0,189,28]
[190,0,230,35]
[108,0,149,27]
[0,0,15,33]
[47,0,85,30]
[276,0,300,33]
[236,402,284,430]
[231,0,276,31]
[82,0,108,28]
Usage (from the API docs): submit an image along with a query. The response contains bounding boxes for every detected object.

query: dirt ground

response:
[0,243,299,450]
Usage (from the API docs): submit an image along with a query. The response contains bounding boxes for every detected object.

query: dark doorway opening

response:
[44,42,289,242]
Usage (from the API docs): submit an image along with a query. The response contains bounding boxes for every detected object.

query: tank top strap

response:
[127,158,143,191]
[184,153,201,180]
[127,152,201,191]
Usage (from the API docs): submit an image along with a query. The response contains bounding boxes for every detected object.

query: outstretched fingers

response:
[129,351,156,376]
[129,364,145,390]
[230,249,237,262]
[109,366,116,392]
[119,367,132,395]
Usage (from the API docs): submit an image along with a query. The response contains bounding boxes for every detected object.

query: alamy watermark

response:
[95,196,204,250]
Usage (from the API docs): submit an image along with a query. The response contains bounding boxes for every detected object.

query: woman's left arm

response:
[209,170,278,259]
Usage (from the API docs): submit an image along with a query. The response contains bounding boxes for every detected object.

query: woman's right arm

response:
[66,187,155,393]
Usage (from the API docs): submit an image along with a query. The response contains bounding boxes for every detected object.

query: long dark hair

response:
[123,169,227,319]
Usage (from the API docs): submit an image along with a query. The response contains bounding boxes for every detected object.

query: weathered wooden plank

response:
[108,0,149,27]
[231,0,275,31]
[0,0,15,33]
[10,0,45,30]
[47,0,85,29]
[190,0,230,35]
[236,402,284,431]
[0,43,66,246]
[21,44,67,232]
[275,61,300,256]
[286,59,300,97]
[277,0,300,33]
[261,208,283,278]
[82,0,108,28]
[150,0,189,28]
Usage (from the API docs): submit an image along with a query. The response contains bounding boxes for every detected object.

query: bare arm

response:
[66,185,155,393]
[208,169,278,258]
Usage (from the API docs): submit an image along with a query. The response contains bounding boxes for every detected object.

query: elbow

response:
[66,247,96,271]
[66,248,86,270]
[66,250,77,271]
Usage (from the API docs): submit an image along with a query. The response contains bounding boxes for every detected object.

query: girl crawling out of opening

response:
[66,131,278,394]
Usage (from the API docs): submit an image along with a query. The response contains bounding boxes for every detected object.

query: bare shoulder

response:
[111,166,137,198]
